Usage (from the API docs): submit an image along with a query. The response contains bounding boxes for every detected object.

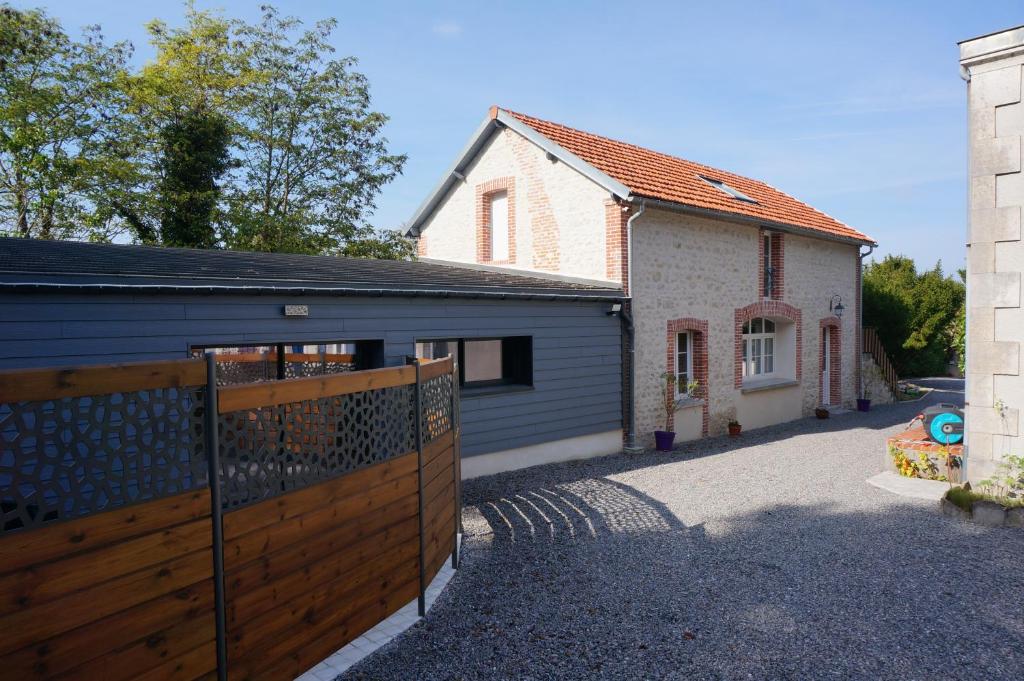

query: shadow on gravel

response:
[347,497,1024,681]
[342,378,1010,681]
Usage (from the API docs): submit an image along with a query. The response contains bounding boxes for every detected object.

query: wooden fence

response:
[0,355,460,681]
[863,326,899,398]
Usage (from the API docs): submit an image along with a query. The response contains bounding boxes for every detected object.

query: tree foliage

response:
[226,6,408,256]
[0,5,132,240]
[0,3,411,258]
[158,108,232,248]
[863,255,965,377]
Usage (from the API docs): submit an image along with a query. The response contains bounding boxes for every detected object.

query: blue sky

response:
[23,1,1024,271]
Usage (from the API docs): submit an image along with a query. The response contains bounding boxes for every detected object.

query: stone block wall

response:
[630,208,860,443]
[960,28,1024,481]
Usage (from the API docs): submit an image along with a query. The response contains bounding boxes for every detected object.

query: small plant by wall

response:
[889,444,961,482]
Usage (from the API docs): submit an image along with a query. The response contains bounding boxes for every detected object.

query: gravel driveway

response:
[345,379,1024,680]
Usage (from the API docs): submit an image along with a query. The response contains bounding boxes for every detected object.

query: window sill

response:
[675,397,705,410]
[460,384,534,399]
[740,378,799,394]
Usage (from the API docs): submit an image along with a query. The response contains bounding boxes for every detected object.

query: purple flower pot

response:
[857,398,871,412]
[654,430,675,452]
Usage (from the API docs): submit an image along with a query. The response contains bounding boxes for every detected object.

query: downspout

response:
[623,199,646,453]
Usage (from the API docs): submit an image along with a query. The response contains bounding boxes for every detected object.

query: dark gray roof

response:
[0,237,623,301]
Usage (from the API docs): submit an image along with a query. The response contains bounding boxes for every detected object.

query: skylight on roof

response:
[699,176,758,204]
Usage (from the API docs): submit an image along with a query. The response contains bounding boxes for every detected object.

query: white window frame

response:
[676,331,693,395]
[489,191,509,262]
[742,317,776,379]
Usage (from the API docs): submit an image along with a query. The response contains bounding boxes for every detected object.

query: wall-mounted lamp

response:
[607,302,623,316]
[829,295,844,319]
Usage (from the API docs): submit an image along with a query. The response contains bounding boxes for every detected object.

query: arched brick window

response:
[667,318,709,436]
[819,316,842,406]
[734,300,802,389]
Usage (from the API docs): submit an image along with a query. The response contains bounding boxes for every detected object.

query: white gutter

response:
[623,199,646,453]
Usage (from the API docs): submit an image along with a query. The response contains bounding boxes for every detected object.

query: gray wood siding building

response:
[0,239,625,475]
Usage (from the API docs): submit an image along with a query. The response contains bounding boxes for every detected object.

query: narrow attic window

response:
[699,176,758,204]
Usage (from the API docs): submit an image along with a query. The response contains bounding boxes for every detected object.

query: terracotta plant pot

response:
[728,424,741,437]
[856,398,871,412]
[654,430,675,452]
[815,408,830,419]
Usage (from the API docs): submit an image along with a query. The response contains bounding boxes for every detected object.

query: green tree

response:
[225,6,409,257]
[0,5,132,240]
[113,3,245,245]
[158,108,232,248]
[863,255,966,377]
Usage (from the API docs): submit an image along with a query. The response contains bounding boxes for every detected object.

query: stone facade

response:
[860,353,896,405]
[630,209,859,442]
[417,124,862,445]
[960,27,1024,482]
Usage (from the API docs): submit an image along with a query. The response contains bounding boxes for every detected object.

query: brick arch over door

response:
[734,300,803,389]
[819,316,842,406]
[666,318,709,436]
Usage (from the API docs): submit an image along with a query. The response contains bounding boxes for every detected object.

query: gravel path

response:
[345,379,1024,680]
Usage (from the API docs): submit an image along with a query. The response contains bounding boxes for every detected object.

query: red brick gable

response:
[498,108,873,244]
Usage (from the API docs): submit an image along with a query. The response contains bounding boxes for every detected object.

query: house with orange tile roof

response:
[407,106,877,453]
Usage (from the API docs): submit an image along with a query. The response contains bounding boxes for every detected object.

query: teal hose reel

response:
[921,404,964,445]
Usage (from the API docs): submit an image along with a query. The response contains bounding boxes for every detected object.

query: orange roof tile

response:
[500,108,873,244]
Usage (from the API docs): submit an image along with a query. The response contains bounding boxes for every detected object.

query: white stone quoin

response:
[960,26,1024,481]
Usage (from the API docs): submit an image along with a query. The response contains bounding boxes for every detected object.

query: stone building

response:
[960,26,1024,482]
[407,106,876,451]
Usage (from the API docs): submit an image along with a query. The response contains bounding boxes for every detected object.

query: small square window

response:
[416,336,532,389]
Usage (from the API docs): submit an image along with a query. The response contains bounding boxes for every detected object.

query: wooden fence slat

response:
[133,638,219,681]
[224,488,419,578]
[227,540,420,663]
[222,452,417,540]
[418,356,454,381]
[422,445,454,489]
[0,579,213,680]
[0,358,207,402]
[233,570,421,681]
[423,431,455,466]
[250,577,421,681]
[0,547,213,657]
[0,489,211,576]
[224,471,417,572]
[51,607,215,681]
[227,517,419,629]
[217,364,417,413]
[0,515,211,616]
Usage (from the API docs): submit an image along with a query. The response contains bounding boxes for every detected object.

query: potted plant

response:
[857,387,871,412]
[727,419,742,437]
[684,379,700,399]
[655,372,681,451]
[815,406,830,419]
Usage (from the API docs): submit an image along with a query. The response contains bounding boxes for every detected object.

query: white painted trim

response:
[460,429,623,479]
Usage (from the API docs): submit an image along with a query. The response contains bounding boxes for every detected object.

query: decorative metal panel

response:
[215,358,355,385]
[421,373,454,444]
[218,385,416,509]
[216,360,272,385]
[0,387,206,534]
[283,358,356,380]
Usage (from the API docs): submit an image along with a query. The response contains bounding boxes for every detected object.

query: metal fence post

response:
[412,359,426,617]
[451,358,461,570]
[204,352,228,681]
